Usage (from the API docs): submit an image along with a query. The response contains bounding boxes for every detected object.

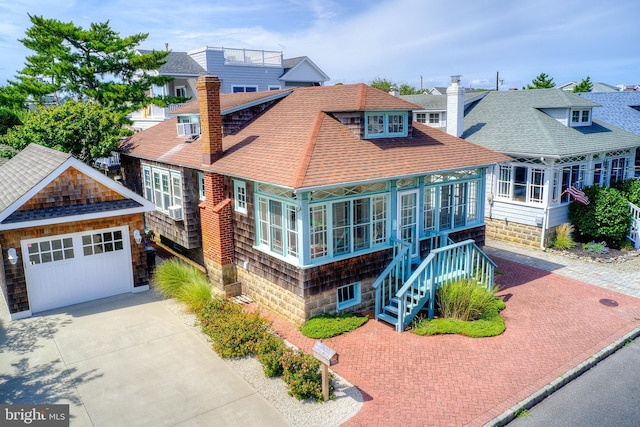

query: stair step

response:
[377,312,398,326]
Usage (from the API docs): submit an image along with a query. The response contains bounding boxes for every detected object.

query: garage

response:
[22,226,134,313]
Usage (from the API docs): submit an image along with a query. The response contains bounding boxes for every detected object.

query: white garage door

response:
[22,226,134,313]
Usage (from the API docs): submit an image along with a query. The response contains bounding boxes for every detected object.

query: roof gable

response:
[280,56,330,83]
[0,144,154,230]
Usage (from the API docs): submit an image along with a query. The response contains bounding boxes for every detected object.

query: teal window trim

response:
[422,170,483,234]
[337,282,361,311]
[198,172,205,201]
[364,111,408,138]
[234,180,248,214]
[255,195,299,261]
[308,193,389,261]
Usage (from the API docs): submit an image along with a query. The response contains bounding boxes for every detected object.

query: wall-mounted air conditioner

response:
[168,205,183,221]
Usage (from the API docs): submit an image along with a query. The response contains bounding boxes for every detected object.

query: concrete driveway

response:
[0,291,289,427]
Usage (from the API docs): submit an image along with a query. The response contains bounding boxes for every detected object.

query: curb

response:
[484,326,640,427]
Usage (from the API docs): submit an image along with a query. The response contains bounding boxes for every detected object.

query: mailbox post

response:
[312,339,339,401]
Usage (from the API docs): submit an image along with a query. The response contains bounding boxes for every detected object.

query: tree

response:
[572,76,593,93]
[524,73,555,89]
[0,101,131,163]
[11,15,174,113]
[370,78,420,95]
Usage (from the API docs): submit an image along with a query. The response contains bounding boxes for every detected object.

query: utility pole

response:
[496,71,499,91]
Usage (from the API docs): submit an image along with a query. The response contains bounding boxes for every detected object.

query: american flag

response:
[566,186,590,205]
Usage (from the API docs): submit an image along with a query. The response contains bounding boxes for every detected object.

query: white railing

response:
[628,202,640,249]
[223,47,282,67]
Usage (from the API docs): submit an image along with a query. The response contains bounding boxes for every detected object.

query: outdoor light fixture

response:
[133,229,142,244]
[7,248,18,265]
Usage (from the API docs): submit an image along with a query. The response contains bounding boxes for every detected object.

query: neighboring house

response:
[404,84,640,249]
[578,91,640,175]
[120,76,508,330]
[130,46,329,130]
[558,81,620,92]
[0,144,155,320]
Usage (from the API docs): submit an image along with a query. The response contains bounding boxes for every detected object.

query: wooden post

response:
[321,363,329,401]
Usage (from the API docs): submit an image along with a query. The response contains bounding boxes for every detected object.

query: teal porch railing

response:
[374,239,496,332]
[373,238,412,324]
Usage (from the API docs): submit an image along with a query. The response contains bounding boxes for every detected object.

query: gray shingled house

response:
[0,144,154,319]
[403,86,640,248]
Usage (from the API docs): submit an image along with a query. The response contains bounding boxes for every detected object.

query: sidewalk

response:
[483,239,640,298]
[259,239,640,427]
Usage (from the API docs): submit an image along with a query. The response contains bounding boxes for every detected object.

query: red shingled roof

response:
[123,83,510,190]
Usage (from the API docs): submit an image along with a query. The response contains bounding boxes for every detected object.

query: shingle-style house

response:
[130,46,329,130]
[0,144,155,319]
[121,75,509,331]
[404,84,640,249]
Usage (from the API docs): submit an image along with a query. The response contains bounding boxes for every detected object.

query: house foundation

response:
[485,218,556,249]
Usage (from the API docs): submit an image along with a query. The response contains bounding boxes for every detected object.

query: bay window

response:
[142,164,183,216]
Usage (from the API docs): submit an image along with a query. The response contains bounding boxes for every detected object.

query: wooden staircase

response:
[373,238,496,332]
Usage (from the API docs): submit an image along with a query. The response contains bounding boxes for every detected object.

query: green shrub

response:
[437,279,498,322]
[152,258,206,299]
[255,334,287,377]
[198,300,273,358]
[613,178,640,206]
[176,275,212,314]
[569,185,631,248]
[411,298,505,338]
[582,241,609,254]
[299,313,368,339]
[281,349,333,401]
[552,223,576,250]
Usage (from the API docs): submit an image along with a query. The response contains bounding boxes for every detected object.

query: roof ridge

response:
[293,111,325,189]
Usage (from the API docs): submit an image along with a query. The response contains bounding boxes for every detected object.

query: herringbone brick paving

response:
[259,256,640,427]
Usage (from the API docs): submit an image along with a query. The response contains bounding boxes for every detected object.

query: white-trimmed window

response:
[198,172,205,200]
[337,282,361,310]
[309,194,388,260]
[554,164,584,204]
[27,238,74,264]
[232,85,258,93]
[256,196,298,258]
[365,112,408,138]
[429,113,440,125]
[416,113,426,123]
[82,230,124,256]
[268,85,281,91]
[234,180,247,214]
[142,164,183,216]
[571,109,591,126]
[175,86,186,98]
[497,165,545,204]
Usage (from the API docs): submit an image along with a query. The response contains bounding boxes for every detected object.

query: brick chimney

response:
[446,75,464,137]
[196,75,223,165]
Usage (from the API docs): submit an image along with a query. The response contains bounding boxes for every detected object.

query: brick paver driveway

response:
[262,257,640,426]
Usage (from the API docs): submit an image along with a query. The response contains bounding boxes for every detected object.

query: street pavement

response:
[508,338,640,426]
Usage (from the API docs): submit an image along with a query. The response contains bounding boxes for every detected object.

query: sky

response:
[0,0,638,91]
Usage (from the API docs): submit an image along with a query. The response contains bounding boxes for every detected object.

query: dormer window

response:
[365,112,408,138]
[570,109,591,127]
